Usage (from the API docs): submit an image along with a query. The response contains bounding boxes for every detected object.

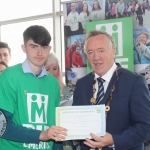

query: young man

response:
[0,25,67,150]
[0,42,11,64]
[73,30,150,150]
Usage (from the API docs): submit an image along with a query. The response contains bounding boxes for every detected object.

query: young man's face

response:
[0,48,11,64]
[22,39,51,68]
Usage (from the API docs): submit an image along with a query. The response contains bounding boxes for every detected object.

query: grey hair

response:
[84,30,116,53]
[45,52,59,66]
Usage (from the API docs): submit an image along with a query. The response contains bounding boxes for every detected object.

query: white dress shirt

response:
[93,62,117,99]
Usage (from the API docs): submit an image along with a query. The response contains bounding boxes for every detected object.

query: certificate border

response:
[56,105,106,140]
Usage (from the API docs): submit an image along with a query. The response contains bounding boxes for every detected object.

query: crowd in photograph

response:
[106,0,150,26]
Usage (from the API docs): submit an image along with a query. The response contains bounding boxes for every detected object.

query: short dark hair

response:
[0,42,11,55]
[23,25,51,46]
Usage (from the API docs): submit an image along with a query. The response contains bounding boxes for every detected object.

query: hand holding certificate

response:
[56,105,106,140]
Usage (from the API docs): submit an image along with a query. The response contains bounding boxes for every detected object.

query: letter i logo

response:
[96,22,123,57]
[74,15,77,21]
[27,93,48,124]
[94,13,97,19]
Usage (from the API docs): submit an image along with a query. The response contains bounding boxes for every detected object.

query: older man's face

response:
[86,34,116,76]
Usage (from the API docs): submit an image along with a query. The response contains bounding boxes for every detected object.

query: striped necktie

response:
[95,77,105,105]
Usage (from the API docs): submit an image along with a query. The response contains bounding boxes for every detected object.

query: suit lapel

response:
[88,73,95,105]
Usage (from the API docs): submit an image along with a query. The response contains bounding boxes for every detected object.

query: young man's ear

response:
[21,44,26,53]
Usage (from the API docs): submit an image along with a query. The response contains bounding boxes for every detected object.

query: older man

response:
[73,30,150,150]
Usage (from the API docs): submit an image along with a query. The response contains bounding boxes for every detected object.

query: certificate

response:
[56,105,106,140]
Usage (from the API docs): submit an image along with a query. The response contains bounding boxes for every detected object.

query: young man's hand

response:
[39,126,67,141]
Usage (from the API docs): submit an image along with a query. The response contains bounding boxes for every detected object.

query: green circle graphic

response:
[31,95,37,101]
[100,26,106,31]
[112,24,118,31]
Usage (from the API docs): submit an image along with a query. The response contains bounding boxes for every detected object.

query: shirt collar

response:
[22,59,48,78]
[95,62,117,82]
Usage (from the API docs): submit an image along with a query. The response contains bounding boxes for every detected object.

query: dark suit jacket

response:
[73,63,150,150]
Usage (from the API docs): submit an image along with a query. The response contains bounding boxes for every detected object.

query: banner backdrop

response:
[63,0,150,89]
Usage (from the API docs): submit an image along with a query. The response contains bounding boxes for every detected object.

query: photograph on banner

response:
[65,34,87,87]
[105,0,150,28]
[63,0,105,36]
[105,0,149,20]
[133,28,150,64]
[66,67,87,88]
[135,64,150,90]
[132,0,150,29]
